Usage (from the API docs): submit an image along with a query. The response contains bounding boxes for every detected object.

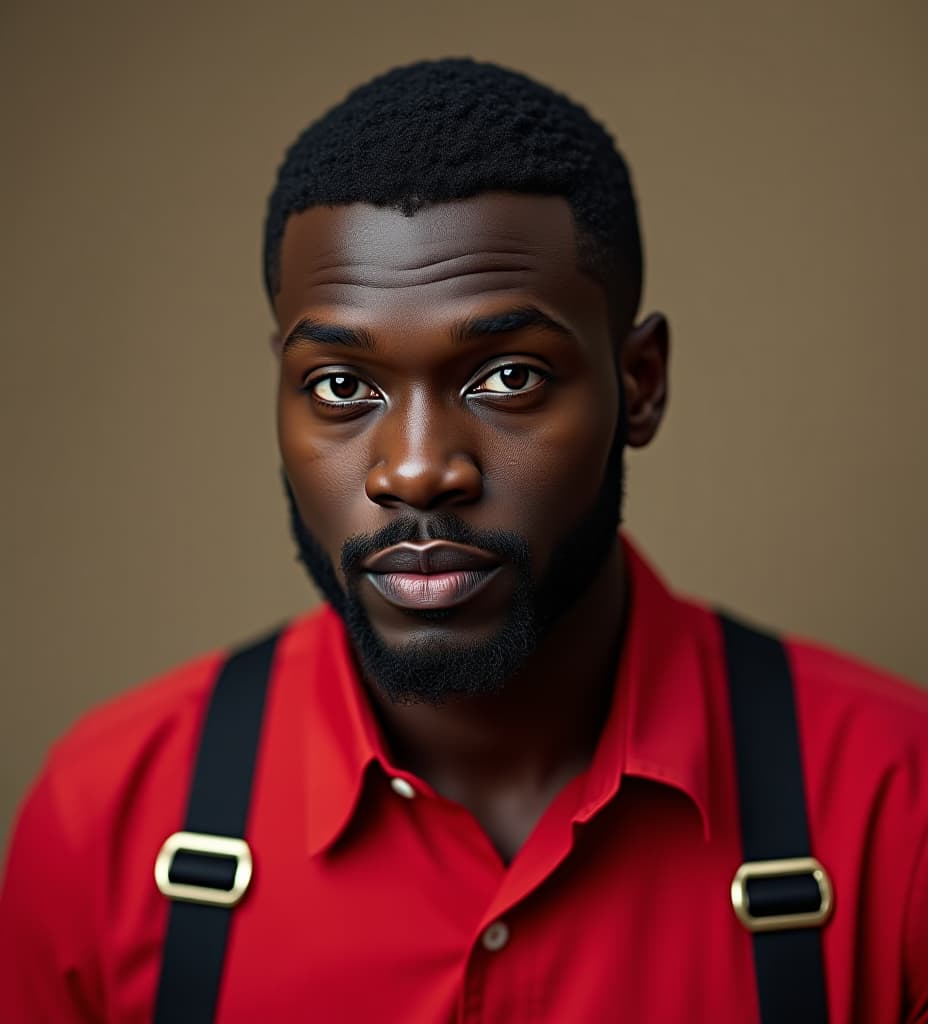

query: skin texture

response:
[273,193,669,860]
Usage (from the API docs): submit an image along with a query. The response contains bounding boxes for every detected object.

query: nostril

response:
[424,489,472,511]
[367,489,404,510]
[365,452,483,511]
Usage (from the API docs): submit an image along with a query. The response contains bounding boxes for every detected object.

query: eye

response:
[470,364,548,396]
[305,372,381,406]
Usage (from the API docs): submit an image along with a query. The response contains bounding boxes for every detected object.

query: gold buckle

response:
[154,831,253,908]
[731,856,833,932]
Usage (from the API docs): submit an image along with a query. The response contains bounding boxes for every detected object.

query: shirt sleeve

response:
[904,824,928,1022]
[0,763,103,1023]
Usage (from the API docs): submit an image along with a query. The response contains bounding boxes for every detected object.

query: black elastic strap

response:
[720,612,829,1023]
[153,627,282,1024]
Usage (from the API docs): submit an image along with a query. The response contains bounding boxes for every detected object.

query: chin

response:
[342,590,539,706]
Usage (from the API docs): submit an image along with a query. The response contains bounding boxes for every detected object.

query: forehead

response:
[273,193,606,335]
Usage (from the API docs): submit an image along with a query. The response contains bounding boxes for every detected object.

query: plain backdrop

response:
[2,0,926,846]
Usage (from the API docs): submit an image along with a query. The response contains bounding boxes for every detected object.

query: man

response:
[1,58,926,1023]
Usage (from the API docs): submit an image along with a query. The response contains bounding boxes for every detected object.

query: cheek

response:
[278,397,371,549]
[482,383,619,537]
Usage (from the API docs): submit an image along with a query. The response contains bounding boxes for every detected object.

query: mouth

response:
[361,541,504,611]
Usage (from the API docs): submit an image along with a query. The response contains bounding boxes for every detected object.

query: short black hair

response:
[263,58,642,328]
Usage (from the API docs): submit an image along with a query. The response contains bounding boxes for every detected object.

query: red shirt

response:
[2,538,927,1023]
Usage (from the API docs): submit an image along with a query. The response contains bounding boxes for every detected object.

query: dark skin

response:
[273,193,669,862]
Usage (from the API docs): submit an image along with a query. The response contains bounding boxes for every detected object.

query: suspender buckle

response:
[730,856,833,932]
[154,831,253,907]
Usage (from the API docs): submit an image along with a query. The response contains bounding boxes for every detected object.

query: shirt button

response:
[389,777,416,799]
[481,920,510,952]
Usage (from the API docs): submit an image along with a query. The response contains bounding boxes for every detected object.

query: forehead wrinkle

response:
[303,268,539,293]
[290,245,556,296]
[302,246,548,275]
[356,250,537,274]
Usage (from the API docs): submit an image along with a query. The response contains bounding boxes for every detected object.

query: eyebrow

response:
[449,305,575,345]
[281,304,575,353]
[282,317,376,352]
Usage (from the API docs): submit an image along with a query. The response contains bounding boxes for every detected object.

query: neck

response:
[360,538,629,803]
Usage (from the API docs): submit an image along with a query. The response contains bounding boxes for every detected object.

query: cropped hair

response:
[263,58,642,326]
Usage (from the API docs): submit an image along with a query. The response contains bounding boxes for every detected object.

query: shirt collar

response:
[301,607,385,857]
[572,536,714,840]
[302,534,716,856]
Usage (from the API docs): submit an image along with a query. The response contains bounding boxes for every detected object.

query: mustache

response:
[341,513,530,578]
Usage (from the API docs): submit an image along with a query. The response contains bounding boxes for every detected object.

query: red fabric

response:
[2,538,927,1023]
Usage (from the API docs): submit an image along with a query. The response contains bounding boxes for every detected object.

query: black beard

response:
[284,412,626,705]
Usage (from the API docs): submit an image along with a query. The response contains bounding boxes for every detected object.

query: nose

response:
[365,395,483,511]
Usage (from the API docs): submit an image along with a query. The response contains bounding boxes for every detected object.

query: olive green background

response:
[2,0,926,847]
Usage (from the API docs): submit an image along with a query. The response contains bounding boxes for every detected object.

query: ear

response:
[269,330,283,359]
[620,313,670,448]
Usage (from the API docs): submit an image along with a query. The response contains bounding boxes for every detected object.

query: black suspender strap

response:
[153,627,282,1024]
[719,612,832,1024]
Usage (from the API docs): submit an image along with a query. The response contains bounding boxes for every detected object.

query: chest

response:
[230,782,753,1022]
[108,765,908,1024]
[124,780,763,1023]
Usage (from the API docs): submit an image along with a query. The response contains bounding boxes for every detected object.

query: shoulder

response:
[776,631,928,878]
[20,608,331,852]
[687,596,928,847]
[784,632,928,758]
[49,647,220,777]
[0,608,333,967]
[39,644,225,844]
[780,635,928,997]
[0,607,333,1017]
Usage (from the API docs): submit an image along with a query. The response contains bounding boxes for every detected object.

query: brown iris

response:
[330,374,359,399]
[499,366,529,390]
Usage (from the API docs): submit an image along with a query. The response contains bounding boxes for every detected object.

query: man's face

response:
[274,193,626,702]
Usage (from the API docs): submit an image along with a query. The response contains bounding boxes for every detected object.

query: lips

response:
[362,541,503,611]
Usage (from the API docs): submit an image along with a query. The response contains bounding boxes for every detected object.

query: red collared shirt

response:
[2,538,927,1023]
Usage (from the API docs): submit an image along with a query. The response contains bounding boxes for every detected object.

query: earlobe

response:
[621,313,670,449]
